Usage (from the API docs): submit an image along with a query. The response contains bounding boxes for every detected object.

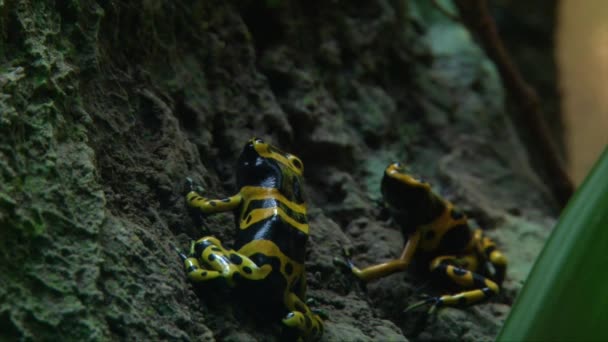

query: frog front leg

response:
[181,236,273,287]
[346,230,421,281]
[405,254,500,313]
[186,189,243,214]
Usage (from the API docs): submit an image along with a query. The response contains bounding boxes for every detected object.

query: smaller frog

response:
[345,163,507,312]
[177,137,323,341]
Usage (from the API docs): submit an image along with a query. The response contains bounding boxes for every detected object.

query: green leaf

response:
[498,146,608,341]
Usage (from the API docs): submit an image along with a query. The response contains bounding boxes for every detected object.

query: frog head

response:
[236,138,305,195]
[381,163,443,228]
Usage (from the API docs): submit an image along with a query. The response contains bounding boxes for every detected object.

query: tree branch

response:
[453,0,573,208]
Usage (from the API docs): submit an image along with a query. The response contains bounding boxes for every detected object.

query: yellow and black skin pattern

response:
[347,162,507,312]
[179,137,323,341]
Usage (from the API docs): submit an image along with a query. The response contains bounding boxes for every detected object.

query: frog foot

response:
[173,245,188,262]
[283,311,323,341]
[184,177,205,196]
[311,308,329,320]
[305,298,328,320]
[332,256,350,272]
[174,243,222,282]
[332,245,357,272]
[403,294,442,315]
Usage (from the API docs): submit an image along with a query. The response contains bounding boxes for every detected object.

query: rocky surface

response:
[0,1,556,340]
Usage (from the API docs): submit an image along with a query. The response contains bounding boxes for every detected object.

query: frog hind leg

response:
[282,292,324,341]
[186,190,242,215]
[188,237,273,287]
[472,229,507,285]
[405,254,499,313]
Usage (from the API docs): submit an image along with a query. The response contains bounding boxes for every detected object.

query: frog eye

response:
[288,155,304,172]
[387,162,402,174]
[392,162,405,170]
[292,159,303,170]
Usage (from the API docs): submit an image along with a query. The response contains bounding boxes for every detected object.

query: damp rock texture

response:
[0,1,556,341]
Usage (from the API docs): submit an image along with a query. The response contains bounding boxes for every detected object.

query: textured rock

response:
[0,0,556,340]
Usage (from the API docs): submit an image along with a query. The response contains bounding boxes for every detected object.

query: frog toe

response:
[332,245,358,273]
[403,295,440,314]
[184,177,205,195]
[174,245,188,262]
[283,311,305,328]
[332,256,350,270]
[311,308,329,320]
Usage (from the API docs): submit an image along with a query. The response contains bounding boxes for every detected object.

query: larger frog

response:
[177,137,323,340]
[346,163,507,312]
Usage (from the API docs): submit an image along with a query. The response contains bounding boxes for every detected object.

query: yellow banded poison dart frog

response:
[177,137,323,340]
[347,162,507,312]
